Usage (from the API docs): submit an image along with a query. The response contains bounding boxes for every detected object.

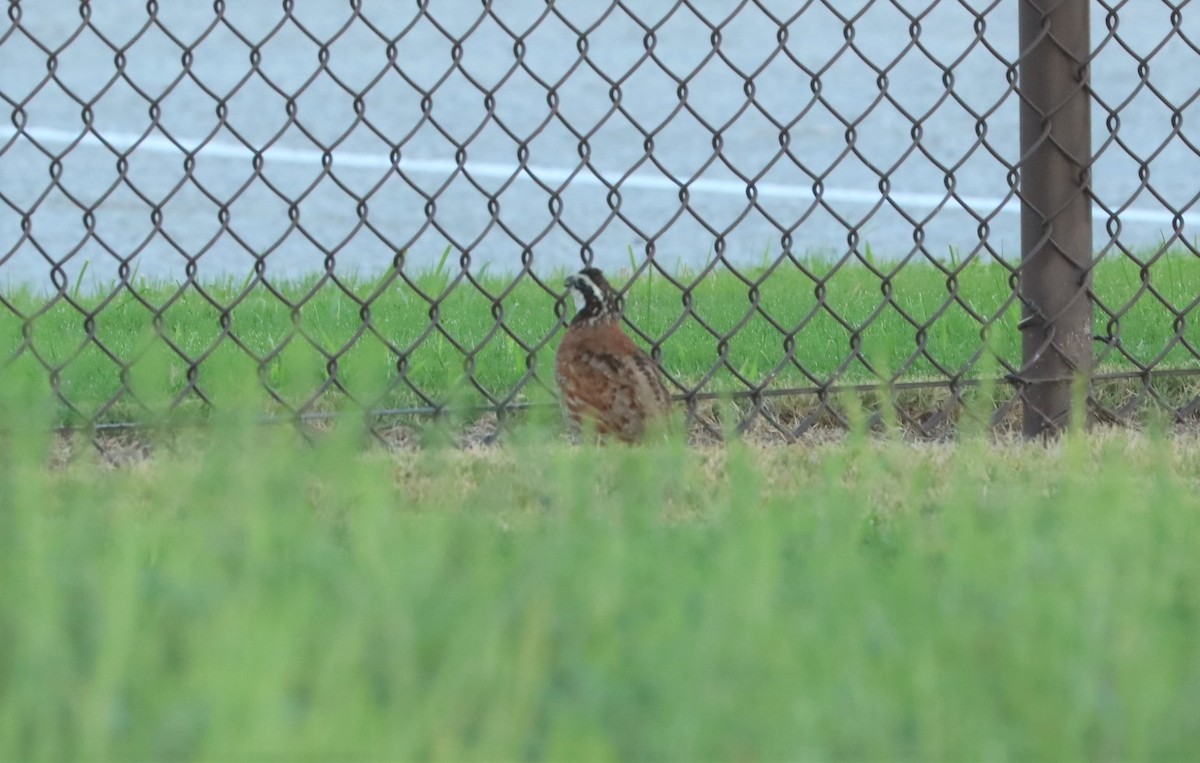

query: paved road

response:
[2,1,1198,289]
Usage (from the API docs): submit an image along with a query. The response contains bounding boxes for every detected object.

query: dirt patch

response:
[46,388,1197,468]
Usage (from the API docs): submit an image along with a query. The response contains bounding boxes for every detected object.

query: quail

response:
[555,268,672,442]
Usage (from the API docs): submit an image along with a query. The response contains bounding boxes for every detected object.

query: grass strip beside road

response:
[1,252,1198,424]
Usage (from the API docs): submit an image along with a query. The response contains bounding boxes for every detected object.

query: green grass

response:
[2,251,1200,425]
[1,417,1198,759]
[5,251,1198,759]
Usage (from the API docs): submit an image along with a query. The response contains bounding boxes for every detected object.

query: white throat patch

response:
[568,283,587,314]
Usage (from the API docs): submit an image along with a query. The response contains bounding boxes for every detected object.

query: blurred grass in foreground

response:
[1,413,1198,759]
[2,251,1199,425]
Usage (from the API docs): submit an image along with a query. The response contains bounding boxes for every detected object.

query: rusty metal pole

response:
[1017,0,1094,438]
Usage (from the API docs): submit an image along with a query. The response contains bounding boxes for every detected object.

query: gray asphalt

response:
[2,2,1198,289]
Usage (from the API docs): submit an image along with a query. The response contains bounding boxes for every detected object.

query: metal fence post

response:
[1017,0,1094,437]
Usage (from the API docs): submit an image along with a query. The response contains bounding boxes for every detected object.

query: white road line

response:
[1,125,1191,227]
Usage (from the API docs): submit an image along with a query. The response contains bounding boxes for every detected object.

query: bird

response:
[555,267,672,442]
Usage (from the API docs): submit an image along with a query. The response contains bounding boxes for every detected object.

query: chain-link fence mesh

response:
[2,0,1199,443]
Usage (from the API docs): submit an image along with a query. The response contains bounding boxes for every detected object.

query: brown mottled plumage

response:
[555,268,672,442]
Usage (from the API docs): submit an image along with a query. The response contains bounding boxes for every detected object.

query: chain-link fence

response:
[2,0,1199,443]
